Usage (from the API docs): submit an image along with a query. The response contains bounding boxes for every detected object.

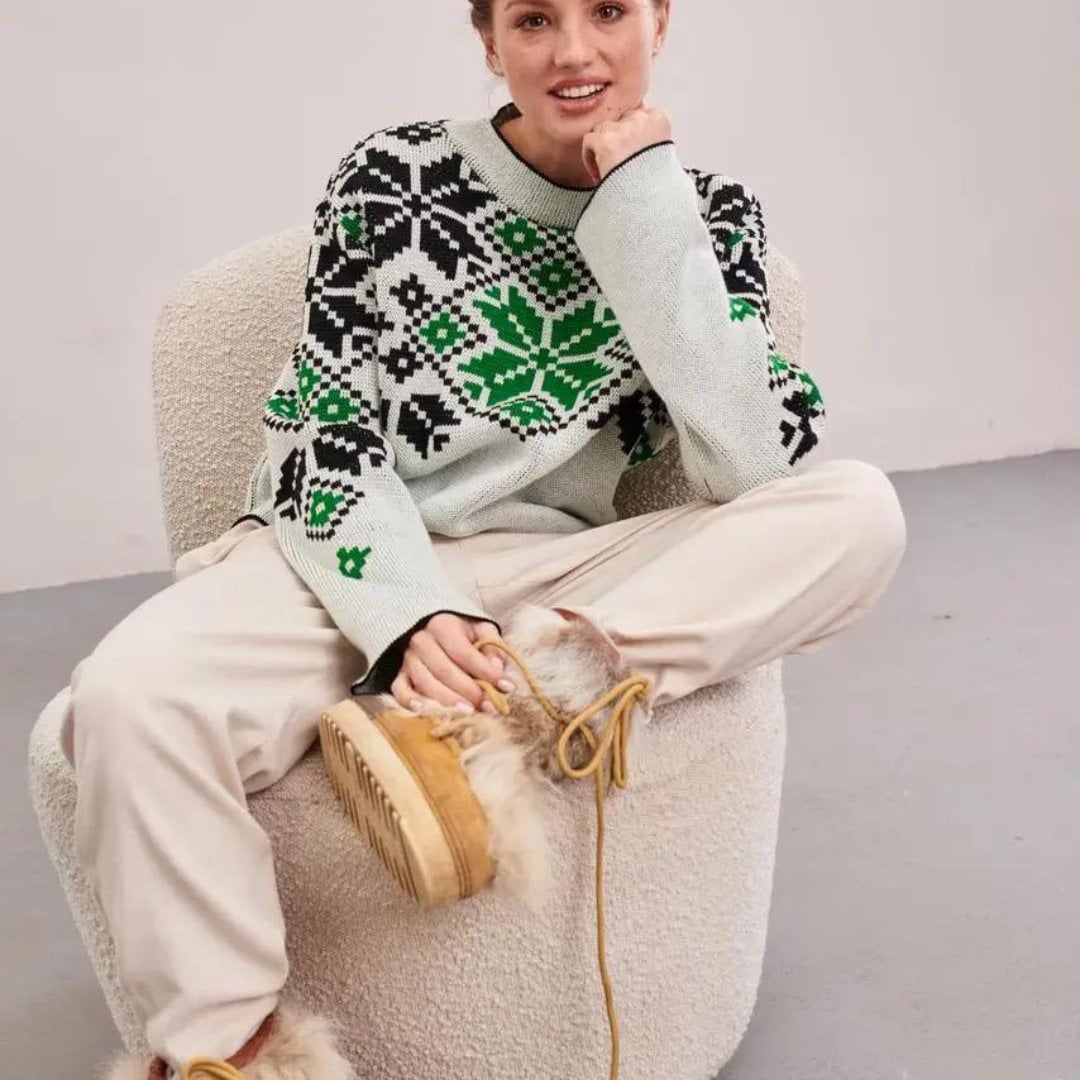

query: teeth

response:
[554,83,605,99]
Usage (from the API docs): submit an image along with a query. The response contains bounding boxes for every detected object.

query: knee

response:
[69,638,187,763]
[822,459,907,569]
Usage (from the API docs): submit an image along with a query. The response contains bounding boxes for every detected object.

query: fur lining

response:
[441,710,557,911]
[428,603,650,909]
[237,999,352,1079]
[99,998,353,1080]
[99,1051,150,1080]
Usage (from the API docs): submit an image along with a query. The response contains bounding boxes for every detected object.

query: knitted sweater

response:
[233,102,827,696]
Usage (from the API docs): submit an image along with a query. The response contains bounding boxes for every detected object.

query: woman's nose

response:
[552,25,598,64]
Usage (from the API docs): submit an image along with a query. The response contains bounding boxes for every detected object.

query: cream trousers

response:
[57,457,906,1071]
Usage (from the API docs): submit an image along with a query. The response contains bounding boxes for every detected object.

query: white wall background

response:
[3,1,1078,592]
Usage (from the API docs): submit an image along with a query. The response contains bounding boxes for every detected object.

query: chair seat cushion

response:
[29,658,785,1080]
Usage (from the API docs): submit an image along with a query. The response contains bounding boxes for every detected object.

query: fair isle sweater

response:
[232,101,827,697]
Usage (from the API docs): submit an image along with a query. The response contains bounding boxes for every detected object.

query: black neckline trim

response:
[488,103,598,193]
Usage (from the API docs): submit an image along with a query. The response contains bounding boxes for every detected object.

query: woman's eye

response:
[517,4,624,30]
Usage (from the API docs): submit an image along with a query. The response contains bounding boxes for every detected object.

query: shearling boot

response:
[99,997,353,1080]
[318,601,654,911]
[318,602,653,1080]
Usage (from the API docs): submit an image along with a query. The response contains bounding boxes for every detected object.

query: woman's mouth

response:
[549,83,611,113]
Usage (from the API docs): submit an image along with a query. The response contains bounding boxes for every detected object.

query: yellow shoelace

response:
[178,642,651,1080]
[476,638,654,1080]
[179,1059,246,1079]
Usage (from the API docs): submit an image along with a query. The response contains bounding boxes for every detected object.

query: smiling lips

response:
[550,83,610,110]
[552,81,608,98]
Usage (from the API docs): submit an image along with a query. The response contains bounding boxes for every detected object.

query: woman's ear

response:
[481,33,503,77]
[653,0,670,52]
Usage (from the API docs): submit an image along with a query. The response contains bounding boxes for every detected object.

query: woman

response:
[63,1,906,1077]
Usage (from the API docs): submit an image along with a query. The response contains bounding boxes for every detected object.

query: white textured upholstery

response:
[29,226,806,1078]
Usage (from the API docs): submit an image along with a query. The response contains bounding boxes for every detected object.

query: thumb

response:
[582,144,600,185]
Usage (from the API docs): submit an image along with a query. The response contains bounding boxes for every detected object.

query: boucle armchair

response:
[28,224,807,1079]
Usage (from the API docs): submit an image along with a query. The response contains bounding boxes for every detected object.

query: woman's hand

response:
[581,103,672,185]
[390,612,512,715]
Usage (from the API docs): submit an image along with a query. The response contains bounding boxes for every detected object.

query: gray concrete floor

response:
[4,451,1078,1079]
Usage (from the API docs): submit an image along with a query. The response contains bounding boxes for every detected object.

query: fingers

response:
[387,615,512,715]
[400,622,488,712]
[389,669,425,714]
[436,620,507,707]
[391,652,478,712]
[469,621,520,702]
[470,621,507,679]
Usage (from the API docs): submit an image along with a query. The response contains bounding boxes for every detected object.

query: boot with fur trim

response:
[318,602,653,913]
[97,998,353,1080]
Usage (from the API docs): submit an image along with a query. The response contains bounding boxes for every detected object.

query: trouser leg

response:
[464,459,907,711]
[57,520,467,1069]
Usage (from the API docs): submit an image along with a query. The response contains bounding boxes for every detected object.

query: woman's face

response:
[486,0,668,147]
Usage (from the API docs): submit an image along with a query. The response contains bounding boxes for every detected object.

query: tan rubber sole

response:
[318,696,494,910]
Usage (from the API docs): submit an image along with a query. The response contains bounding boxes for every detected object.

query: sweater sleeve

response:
[573,141,827,503]
[262,154,499,697]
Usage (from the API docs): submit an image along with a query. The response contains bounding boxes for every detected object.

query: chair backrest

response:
[152,227,806,562]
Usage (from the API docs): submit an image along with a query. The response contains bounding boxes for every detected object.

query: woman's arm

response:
[262,150,496,696]
[573,143,827,503]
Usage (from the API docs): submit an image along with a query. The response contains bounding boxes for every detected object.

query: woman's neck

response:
[498,116,597,190]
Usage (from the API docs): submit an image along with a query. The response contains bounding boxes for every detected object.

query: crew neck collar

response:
[442,102,597,231]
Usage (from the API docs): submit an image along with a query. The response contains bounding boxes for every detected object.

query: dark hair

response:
[468,0,664,34]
